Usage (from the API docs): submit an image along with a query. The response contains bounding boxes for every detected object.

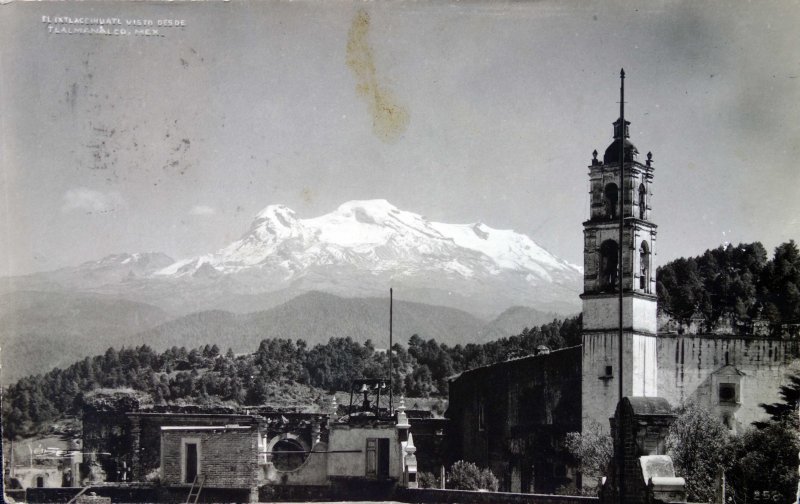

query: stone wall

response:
[25,485,253,503]
[447,346,582,493]
[397,487,599,504]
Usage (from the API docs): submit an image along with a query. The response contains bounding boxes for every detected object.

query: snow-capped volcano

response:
[154,200,582,315]
[157,199,579,281]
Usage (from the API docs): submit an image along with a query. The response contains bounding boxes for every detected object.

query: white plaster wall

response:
[656,337,800,430]
[326,425,401,480]
[632,334,658,396]
[582,331,659,435]
[262,441,329,485]
[582,296,657,333]
[582,332,632,435]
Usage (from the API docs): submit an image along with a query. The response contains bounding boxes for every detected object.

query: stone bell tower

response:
[581,71,658,434]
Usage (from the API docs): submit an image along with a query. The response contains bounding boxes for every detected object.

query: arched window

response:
[638,183,647,219]
[639,241,650,292]
[603,183,619,220]
[599,240,619,292]
[36,476,45,488]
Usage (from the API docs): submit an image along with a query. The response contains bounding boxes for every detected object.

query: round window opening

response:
[272,439,307,471]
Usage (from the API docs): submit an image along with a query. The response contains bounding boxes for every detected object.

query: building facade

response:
[447,346,582,493]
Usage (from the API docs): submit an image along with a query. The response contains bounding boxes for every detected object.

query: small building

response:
[160,422,261,500]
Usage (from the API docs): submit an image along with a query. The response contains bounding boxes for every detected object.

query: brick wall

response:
[160,427,259,488]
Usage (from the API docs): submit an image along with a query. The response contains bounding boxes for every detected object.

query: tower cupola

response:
[604,117,638,163]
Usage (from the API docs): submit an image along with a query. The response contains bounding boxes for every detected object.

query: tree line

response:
[2,316,581,439]
[656,240,800,329]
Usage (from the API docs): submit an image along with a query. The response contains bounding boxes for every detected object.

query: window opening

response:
[638,183,647,219]
[604,183,619,220]
[719,383,737,404]
[639,241,650,292]
[184,442,198,483]
[599,240,619,292]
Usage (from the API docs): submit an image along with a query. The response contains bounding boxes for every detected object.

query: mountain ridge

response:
[0,200,582,317]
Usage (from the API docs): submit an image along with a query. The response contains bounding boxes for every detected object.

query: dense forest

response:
[656,240,800,328]
[2,316,581,439]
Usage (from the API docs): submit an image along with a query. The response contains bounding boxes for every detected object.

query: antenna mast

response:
[389,288,393,416]
[618,69,625,406]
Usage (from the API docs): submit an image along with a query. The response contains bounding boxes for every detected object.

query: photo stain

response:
[302,187,313,204]
[346,9,409,144]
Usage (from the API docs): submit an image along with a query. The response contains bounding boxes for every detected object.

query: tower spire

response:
[620,68,625,120]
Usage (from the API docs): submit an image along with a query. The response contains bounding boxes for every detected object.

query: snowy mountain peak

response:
[155,200,581,297]
[252,204,299,230]
[336,199,398,214]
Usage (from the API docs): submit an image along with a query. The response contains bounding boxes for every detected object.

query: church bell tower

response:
[581,71,658,433]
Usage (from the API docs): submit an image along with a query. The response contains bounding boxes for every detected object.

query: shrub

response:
[418,471,439,489]
[479,468,499,491]
[448,460,499,491]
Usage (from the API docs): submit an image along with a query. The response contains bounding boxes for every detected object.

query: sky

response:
[1,0,799,277]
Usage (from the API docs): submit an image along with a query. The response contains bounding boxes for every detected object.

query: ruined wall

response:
[160,427,259,488]
[11,466,65,489]
[656,336,800,430]
[409,418,448,474]
[447,346,582,493]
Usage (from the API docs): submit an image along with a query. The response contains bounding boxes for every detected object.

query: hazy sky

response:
[1,0,799,277]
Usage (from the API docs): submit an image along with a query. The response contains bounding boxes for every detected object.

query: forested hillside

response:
[657,241,800,328]
[2,316,581,439]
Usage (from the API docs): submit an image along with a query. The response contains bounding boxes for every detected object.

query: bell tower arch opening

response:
[599,239,619,292]
[604,183,619,220]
